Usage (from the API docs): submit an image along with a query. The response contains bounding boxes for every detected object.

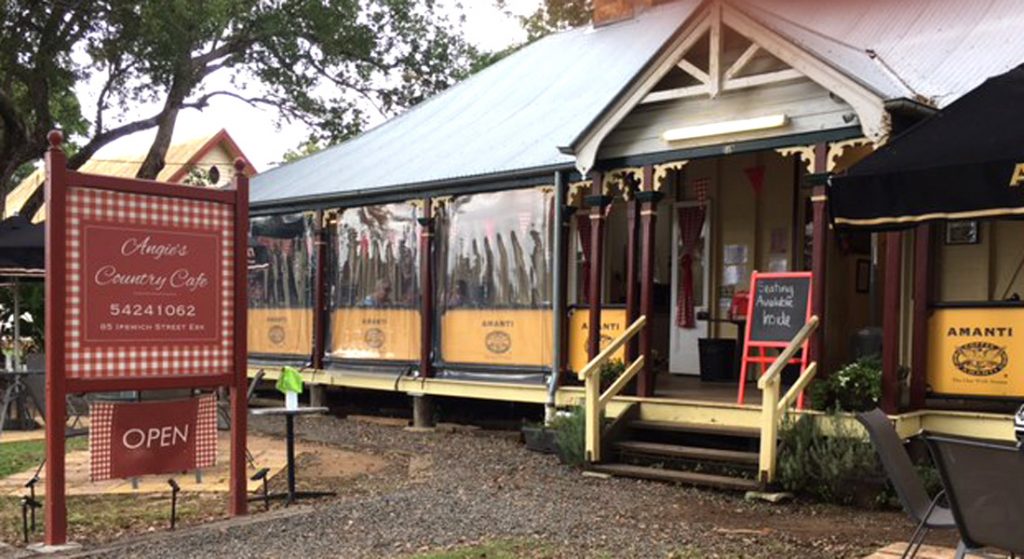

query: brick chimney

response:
[593,0,655,27]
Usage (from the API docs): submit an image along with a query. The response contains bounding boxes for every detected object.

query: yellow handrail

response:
[577,316,647,381]
[777,362,818,413]
[757,316,820,390]
[757,315,820,484]
[578,315,647,463]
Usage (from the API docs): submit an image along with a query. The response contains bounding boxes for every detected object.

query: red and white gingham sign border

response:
[89,395,218,482]
[65,186,234,380]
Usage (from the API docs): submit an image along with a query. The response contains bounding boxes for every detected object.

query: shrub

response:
[550,406,586,468]
[599,359,626,391]
[809,357,882,412]
[777,412,884,506]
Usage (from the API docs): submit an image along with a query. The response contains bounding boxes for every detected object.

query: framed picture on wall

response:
[855,259,871,293]
[945,220,980,245]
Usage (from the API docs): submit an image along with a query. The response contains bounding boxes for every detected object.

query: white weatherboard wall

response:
[599,78,857,161]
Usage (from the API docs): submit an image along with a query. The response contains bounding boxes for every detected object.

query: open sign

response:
[91,396,217,482]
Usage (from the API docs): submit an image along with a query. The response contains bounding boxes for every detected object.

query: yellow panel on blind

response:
[329,308,420,362]
[928,307,1024,398]
[441,308,552,367]
[248,308,313,357]
[567,308,629,373]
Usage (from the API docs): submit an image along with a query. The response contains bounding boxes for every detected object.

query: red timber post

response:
[881,231,903,414]
[418,199,434,378]
[307,210,329,408]
[909,225,932,410]
[636,165,662,397]
[624,184,639,364]
[809,143,829,370]
[586,172,609,360]
[44,131,69,545]
[229,158,249,516]
[311,210,328,371]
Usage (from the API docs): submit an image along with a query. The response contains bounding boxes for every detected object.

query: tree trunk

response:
[136,70,192,180]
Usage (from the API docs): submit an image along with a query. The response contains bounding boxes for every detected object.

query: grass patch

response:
[0,437,88,478]
[412,539,555,559]
[0,492,227,546]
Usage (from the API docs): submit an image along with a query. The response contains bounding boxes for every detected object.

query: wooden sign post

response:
[43,130,249,546]
[736,271,813,407]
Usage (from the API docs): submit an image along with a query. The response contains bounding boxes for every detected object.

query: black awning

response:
[829,63,1024,230]
[0,215,44,274]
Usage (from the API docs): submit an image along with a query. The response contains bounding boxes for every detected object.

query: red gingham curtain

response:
[576,213,592,304]
[676,205,706,329]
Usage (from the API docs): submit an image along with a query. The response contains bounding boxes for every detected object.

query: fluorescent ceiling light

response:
[662,114,789,142]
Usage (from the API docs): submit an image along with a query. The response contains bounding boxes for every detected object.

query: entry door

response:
[670,201,711,375]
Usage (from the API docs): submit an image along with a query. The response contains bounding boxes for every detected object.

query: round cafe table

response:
[249,406,335,505]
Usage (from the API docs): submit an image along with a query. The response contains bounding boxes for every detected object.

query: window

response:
[438,188,554,310]
[330,203,420,309]
[327,202,421,362]
[248,212,317,357]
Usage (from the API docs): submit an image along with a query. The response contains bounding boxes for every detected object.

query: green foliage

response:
[599,358,626,390]
[495,0,592,42]
[809,357,882,412]
[281,137,327,164]
[777,413,883,505]
[0,0,478,191]
[550,406,586,467]
[0,281,45,355]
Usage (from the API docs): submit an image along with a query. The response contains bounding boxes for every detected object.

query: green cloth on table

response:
[276,366,304,394]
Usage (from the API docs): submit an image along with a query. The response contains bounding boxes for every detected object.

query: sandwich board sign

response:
[43,130,249,545]
[736,271,813,407]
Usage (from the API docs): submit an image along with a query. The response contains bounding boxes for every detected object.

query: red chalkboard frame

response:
[735,271,814,407]
[43,131,250,545]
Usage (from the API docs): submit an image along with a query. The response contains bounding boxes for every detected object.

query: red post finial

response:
[47,129,63,148]
[233,157,247,175]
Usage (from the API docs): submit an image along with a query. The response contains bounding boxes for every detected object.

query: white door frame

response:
[670,199,712,375]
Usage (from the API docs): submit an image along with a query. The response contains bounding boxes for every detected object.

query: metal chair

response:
[217,369,266,467]
[857,409,956,558]
[21,369,89,439]
[925,434,1024,559]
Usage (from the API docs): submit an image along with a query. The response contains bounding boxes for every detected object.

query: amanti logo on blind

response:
[946,327,1014,337]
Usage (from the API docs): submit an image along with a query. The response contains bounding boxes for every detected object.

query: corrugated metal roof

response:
[250,0,703,205]
[252,0,1024,207]
[754,0,1024,107]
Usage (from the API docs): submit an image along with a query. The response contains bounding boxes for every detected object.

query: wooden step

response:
[613,440,759,466]
[628,420,759,439]
[590,463,761,491]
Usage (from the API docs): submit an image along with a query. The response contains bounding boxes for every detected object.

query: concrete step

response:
[628,419,760,439]
[589,463,761,491]
[613,440,759,466]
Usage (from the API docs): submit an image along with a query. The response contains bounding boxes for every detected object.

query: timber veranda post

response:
[229,158,249,516]
[44,130,69,546]
[636,165,661,398]
[809,142,829,371]
[586,171,608,361]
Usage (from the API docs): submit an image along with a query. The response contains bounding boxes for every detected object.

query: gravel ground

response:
[66,414,918,559]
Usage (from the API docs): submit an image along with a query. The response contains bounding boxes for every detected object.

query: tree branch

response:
[67,112,165,169]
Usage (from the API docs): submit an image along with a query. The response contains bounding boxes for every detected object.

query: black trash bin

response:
[698,338,738,383]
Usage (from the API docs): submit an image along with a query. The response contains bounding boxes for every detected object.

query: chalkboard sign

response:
[736,271,814,407]
[747,272,812,344]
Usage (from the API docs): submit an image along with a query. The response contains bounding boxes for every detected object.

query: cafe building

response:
[247,0,1024,484]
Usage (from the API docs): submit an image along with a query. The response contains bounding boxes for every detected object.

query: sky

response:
[82,1,542,173]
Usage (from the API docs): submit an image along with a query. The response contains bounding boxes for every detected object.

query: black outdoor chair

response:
[21,363,89,439]
[218,369,266,429]
[925,434,1024,559]
[217,369,266,468]
[857,408,956,559]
